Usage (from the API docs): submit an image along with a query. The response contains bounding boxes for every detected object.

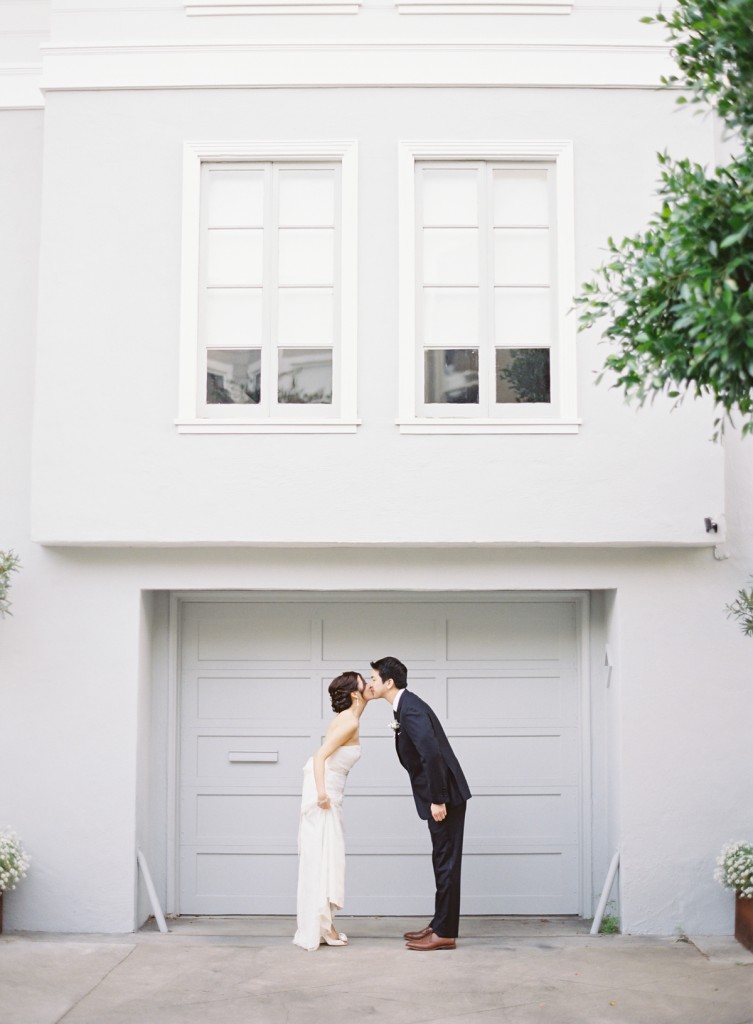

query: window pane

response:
[423,287,479,347]
[278,348,333,404]
[207,229,263,286]
[423,228,479,285]
[495,287,550,346]
[278,169,335,227]
[208,170,265,228]
[493,169,549,226]
[278,229,334,286]
[422,169,478,227]
[496,348,550,404]
[278,288,334,346]
[494,228,549,286]
[205,289,263,347]
[424,349,479,404]
[206,349,261,405]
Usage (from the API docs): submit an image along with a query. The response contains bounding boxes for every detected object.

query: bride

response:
[293,671,368,951]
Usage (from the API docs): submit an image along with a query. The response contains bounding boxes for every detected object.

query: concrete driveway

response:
[2,917,753,1024]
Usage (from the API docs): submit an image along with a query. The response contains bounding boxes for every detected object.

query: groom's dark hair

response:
[370,656,407,690]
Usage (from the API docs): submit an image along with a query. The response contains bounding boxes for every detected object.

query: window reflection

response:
[496,348,550,404]
[206,349,261,404]
[278,348,333,404]
[425,349,479,404]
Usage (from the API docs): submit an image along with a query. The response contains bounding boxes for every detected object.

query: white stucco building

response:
[1,0,752,936]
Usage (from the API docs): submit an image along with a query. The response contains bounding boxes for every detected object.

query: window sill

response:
[397,418,581,435]
[176,419,361,434]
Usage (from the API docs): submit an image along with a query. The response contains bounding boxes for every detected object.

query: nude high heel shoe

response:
[321,930,348,946]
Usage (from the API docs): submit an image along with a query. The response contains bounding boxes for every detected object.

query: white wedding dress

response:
[293,743,361,951]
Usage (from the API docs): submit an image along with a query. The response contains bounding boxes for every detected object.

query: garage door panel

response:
[191,793,301,842]
[403,676,448,715]
[468,791,579,843]
[465,847,577,897]
[446,603,565,662]
[322,605,439,662]
[453,732,579,787]
[447,675,574,725]
[192,734,315,783]
[192,851,298,902]
[355,735,412,787]
[193,675,317,721]
[194,605,314,662]
[346,853,434,903]
[343,795,427,848]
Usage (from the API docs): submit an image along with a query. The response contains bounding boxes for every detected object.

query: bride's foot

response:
[321,928,348,946]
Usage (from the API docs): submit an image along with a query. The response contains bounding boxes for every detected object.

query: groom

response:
[369,656,471,951]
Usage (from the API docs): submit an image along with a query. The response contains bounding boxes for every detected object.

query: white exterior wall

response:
[1,0,753,936]
[31,83,722,545]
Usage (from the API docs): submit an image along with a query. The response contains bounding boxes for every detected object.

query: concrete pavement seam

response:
[51,944,137,1024]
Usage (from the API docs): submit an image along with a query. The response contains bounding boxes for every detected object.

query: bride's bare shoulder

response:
[326,709,358,735]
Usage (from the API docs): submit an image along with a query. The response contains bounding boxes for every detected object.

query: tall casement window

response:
[178,142,358,433]
[398,142,578,434]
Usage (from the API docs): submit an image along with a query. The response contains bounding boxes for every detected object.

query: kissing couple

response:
[293,656,471,952]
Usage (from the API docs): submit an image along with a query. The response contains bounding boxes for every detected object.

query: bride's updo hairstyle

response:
[328,671,362,713]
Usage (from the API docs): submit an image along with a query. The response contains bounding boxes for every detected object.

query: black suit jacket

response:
[394,689,471,820]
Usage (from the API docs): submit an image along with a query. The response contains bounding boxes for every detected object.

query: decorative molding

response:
[0,64,43,109]
[185,0,360,13]
[397,139,578,433]
[51,4,178,10]
[178,139,359,432]
[576,2,670,7]
[39,40,675,92]
[397,0,572,13]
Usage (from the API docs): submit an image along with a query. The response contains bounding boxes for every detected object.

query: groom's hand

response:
[430,803,447,822]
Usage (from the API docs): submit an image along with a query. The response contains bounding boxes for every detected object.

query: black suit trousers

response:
[428,800,466,939]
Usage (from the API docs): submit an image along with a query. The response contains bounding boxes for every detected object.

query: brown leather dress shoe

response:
[405,931,456,951]
[403,925,433,941]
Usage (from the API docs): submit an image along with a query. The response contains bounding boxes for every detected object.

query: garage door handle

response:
[228,752,278,763]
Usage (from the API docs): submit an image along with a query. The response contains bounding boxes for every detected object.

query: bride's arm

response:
[313,717,357,810]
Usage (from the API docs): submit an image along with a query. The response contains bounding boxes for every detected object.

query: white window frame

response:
[398,140,579,434]
[177,140,359,434]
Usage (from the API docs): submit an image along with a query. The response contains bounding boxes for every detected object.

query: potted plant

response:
[0,828,30,933]
[715,840,753,952]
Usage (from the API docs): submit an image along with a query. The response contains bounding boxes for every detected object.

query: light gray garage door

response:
[178,594,584,915]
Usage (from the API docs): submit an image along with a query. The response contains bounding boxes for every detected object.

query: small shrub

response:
[0,829,30,893]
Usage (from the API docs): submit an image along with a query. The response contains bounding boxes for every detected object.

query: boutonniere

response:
[389,720,401,735]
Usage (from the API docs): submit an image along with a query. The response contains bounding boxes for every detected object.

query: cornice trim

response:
[41,39,671,54]
[39,39,676,91]
[0,64,43,109]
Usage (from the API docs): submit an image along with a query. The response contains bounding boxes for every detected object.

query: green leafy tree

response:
[575,0,753,437]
